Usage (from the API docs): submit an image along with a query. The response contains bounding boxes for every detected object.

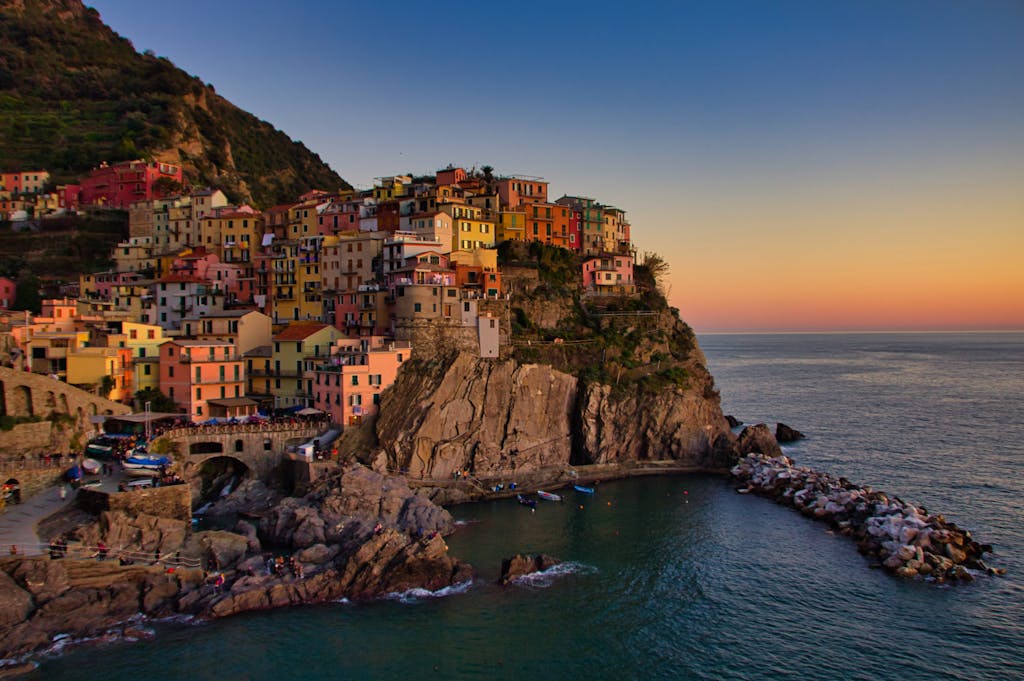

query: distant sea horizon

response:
[695,328,1024,335]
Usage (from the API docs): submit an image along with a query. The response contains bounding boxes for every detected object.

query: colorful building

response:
[266,322,345,409]
[307,337,411,426]
[158,339,248,421]
[0,171,50,195]
[76,160,183,210]
[582,254,635,295]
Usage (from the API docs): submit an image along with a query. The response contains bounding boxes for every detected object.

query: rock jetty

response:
[731,453,1001,582]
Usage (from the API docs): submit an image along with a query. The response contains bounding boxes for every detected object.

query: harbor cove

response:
[20,332,1024,680]
[2,1,1022,678]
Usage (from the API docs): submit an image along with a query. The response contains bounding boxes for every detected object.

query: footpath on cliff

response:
[0,485,71,555]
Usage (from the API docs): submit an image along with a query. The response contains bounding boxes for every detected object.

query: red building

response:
[74,160,183,209]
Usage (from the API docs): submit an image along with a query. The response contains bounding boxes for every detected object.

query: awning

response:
[296,407,323,416]
[207,397,258,407]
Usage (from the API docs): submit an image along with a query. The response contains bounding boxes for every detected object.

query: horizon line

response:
[694,328,1024,336]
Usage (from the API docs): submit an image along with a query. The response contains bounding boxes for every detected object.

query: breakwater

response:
[731,453,1001,582]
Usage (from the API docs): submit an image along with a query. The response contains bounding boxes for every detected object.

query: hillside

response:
[0,0,349,207]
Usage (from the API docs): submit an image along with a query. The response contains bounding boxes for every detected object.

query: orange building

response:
[158,339,250,422]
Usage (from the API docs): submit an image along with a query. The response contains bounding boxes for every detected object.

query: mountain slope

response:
[0,0,349,207]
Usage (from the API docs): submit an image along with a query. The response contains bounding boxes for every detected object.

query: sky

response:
[85,0,1024,332]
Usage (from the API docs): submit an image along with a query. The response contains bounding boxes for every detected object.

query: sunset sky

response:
[88,0,1024,332]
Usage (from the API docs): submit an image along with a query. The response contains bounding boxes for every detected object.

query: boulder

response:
[498,553,561,585]
[181,531,249,569]
[0,567,34,629]
[775,423,805,443]
[725,415,743,428]
[737,424,783,458]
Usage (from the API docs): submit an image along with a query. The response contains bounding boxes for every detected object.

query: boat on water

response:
[81,458,101,475]
[122,455,170,477]
[573,484,595,494]
[537,490,561,501]
[516,494,537,509]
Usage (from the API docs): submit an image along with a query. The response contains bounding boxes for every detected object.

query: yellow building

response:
[373,175,412,201]
[266,322,345,408]
[498,209,527,242]
[26,330,89,379]
[66,346,132,402]
[439,203,496,252]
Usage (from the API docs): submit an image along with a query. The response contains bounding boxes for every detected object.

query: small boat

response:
[81,458,102,475]
[573,485,595,494]
[516,494,537,509]
[123,455,170,477]
[537,490,561,501]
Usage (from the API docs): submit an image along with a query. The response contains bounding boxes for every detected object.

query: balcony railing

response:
[179,354,242,363]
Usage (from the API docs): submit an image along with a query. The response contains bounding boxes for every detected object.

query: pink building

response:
[158,339,250,421]
[77,160,183,209]
[436,167,467,186]
[582,254,635,294]
[308,337,411,426]
[0,277,16,309]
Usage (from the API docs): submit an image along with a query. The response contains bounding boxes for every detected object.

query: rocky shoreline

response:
[0,463,472,663]
[731,453,1002,582]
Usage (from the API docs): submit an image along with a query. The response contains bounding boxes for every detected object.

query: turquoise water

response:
[32,333,1024,679]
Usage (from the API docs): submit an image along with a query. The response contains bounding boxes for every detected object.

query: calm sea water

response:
[33,333,1024,680]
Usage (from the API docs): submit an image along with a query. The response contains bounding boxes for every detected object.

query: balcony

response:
[178,354,242,363]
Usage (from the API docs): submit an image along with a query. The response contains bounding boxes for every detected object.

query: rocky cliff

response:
[0,464,470,659]
[374,305,737,485]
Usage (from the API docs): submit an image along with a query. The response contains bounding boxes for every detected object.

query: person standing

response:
[59,484,66,501]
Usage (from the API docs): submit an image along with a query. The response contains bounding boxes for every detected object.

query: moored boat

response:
[537,490,561,501]
[122,455,170,477]
[573,484,595,494]
[516,494,537,509]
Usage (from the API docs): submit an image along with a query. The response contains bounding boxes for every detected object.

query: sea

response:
[31,332,1024,680]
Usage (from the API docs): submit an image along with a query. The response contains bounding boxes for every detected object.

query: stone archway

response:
[11,385,32,416]
[58,394,69,414]
[0,380,6,416]
[45,391,56,410]
[192,455,251,509]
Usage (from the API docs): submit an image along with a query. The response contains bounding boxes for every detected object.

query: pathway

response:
[0,481,72,555]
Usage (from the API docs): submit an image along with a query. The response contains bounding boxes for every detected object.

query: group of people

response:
[267,554,304,579]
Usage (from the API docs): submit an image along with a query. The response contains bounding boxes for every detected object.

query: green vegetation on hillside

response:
[0,0,348,207]
[499,242,696,396]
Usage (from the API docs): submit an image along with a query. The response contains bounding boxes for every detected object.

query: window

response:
[168,366,174,378]
[414,303,421,313]
[144,364,151,376]
[235,439,244,453]
[264,438,272,451]
[351,375,359,386]
[195,367,201,382]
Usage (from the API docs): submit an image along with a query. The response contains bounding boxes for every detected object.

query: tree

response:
[637,251,670,295]
[152,176,183,197]
[135,387,178,413]
[99,375,115,398]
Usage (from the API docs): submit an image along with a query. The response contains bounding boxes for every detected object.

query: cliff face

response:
[375,308,736,481]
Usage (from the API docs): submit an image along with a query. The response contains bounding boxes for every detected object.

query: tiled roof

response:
[273,322,329,341]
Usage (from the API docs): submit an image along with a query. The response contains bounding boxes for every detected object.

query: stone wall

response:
[0,421,53,456]
[0,366,131,427]
[0,467,62,509]
[77,485,191,521]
